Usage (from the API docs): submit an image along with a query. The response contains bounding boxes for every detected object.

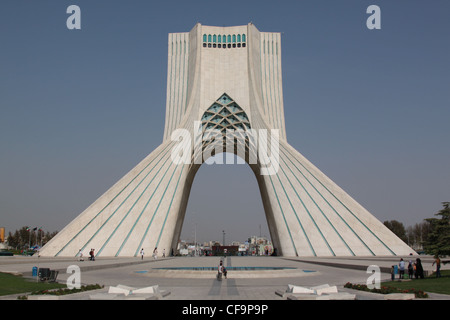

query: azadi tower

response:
[40,23,414,257]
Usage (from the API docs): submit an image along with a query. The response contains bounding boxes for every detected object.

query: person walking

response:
[153,247,158,259]
[140,248,144,260]
[432,255,441,278]
[77,249,84,261]
[89,249,95,261]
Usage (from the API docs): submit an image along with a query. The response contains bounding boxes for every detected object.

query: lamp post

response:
[222,230,225,246]
[194,223,197,257]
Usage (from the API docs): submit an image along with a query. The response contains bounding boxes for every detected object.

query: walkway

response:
[0,255,448,300]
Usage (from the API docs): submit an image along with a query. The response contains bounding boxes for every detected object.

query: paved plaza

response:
[0,255,449,300]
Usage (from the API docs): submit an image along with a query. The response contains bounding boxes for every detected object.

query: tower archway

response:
[171,93,281,254]
[179,152,272,251]
[39,23,414,258]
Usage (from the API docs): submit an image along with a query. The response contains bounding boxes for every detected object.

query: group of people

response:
[77,247,169,261]
[393,256,444,280]
[77,248,95,261]
[394,258,424,280]
[140,247,166,260]
[217,260,228,279]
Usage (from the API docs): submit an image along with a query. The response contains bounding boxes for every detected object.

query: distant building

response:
[212,245,239,256]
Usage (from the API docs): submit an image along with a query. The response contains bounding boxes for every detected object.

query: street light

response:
[222,230,225,246]
[194,223,197,257]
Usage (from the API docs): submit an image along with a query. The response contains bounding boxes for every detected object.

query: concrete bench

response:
[278,284,352,300]
[106,284,171,300]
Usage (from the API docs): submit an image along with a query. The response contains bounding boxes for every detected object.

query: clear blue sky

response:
[1,0,449,244]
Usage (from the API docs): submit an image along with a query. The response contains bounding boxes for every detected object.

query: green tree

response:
[6,227,58,250]
[424,202,450,256]
[6,231,18,249]
[383,220,407,243]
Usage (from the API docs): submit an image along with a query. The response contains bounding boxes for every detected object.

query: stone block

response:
[287,284,315,294]
[287,294,317,300]
[108,285,135,296]
[132,285,160,294]
[311,284,338,296]
[316,293,356,300]
[124,295,158,300]
[90,293,121,300]
[117,284,136,291]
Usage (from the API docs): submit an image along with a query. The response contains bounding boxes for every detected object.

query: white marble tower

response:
[40,23,414,257]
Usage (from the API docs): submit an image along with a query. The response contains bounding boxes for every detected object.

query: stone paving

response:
[0,255,449,301]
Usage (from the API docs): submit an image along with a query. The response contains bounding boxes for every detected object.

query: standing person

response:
[217,260,223,280]
[390,266,395,281]
[408,260,414,279]
[153,247,158,259]
[163,249,166,258]
[416,258,424,279]
[77,249,84,261]
[140,248,144,260]
[398,258,405,279]
[432,255,441,278]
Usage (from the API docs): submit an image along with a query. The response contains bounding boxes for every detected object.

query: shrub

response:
[18,284,104,299]
[344,282,428,298]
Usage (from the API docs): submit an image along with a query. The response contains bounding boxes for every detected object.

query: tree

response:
[6,226,58,250]
[6,231,18,249]
[406,221,432,250]
[423,202,450,256]
[42,231,58,246]
[383,220,407,243]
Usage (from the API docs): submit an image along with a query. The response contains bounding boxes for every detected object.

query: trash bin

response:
[38,268,50,281]
[32,266,38,277]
